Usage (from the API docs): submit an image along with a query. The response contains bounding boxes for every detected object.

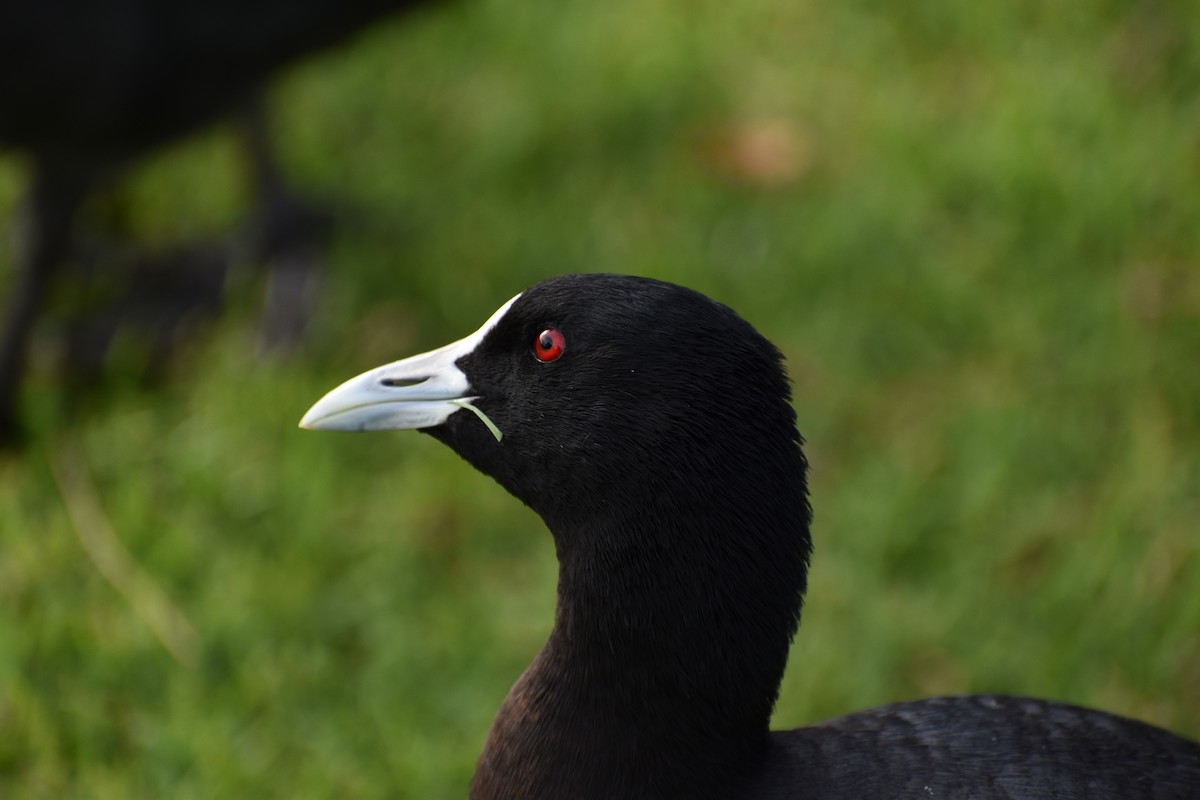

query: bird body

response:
[0,0,424,160]
[764,695,1199,800]
[0,0,440,442]
[301,274,1200,800]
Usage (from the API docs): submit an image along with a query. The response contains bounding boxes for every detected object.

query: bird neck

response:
[470,496,810,800]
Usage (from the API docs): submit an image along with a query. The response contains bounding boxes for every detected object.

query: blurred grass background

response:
[2,0,1199,796]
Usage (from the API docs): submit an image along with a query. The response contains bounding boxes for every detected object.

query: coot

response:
[0,0,440,442]
[301,274,1200,800]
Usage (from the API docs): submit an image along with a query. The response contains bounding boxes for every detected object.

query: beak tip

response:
[298,408,323,430]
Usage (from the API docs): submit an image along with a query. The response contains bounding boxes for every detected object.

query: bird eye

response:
[533,328,565,362]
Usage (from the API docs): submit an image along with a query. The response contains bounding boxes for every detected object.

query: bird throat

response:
[469,512,806,800]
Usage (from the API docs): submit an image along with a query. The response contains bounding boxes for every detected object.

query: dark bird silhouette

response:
[0,0,439,444]
[300,274,1200,800]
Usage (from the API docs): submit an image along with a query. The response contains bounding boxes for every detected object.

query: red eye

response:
[533,328,565,362]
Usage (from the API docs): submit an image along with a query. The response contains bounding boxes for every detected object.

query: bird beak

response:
[299,293,520,432]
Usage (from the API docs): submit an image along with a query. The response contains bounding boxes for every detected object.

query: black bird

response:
[0,0,439,442]
[300,274,1200,800]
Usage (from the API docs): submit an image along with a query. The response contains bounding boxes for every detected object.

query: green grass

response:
[2,0,1199,796]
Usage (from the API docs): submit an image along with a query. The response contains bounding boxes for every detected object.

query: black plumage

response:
[300,274,1200,800]
[0,0,438,442]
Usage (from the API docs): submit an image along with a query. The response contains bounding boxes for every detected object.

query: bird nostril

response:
[381,377,428,388]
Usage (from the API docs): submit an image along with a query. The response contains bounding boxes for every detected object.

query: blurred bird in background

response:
[0,0,443,445]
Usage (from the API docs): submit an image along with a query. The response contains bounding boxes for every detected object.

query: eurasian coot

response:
[301,274,1200,800]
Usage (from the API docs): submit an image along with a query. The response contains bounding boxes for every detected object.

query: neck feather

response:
[470,482,810,800]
